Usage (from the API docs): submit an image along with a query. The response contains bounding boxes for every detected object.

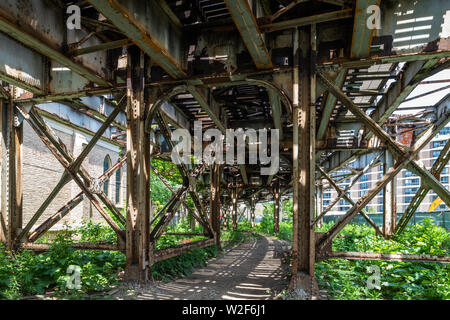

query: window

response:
[441,176,449,184]
[405,187,418,195]
[404,196,414,204]
[115,168,121,204]
[405,178,419,186]
[433,140,447,148]
[323,200,330,206]
[404,171,417,177]
[438,127,450,136]
[432,150,442,158]
[360,182,369,190]
[103,155,111,196]
[361,174,369,182]
[442,167,449,175]
[323,193,331,199]
[360,190,368,197]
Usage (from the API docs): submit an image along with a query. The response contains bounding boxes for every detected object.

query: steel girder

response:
[223,0,273,70]
[87,0,186,79]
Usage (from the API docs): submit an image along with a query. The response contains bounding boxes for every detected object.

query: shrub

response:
[315,218,450,300]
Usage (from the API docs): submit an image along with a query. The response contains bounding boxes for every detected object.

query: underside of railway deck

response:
[0,0,449,294]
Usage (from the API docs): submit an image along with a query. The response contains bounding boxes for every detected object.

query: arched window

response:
[103,155,111,196]
[115,168,121,204]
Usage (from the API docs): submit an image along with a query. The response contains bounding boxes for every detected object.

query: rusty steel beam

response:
[261,8,353,33]
[69,39,133,56]
[273,183,281,233]
[27,192,84,243]
[164,233,208,236]
[319,46,450,70]
[88,0,186,79]
[17,105,125,240]
[22,242,120,252]
[291,27,315,282]
[395,139,450,235]
[224,0,272,69]
[350,0,380,58]
[150,164,211,233]
[315,152,383,225]
[383,150,396,237]
[316,94,450,251]
[155,110,210,228]
[18,172,72,243]
[0,14,110,87]
[210,164,222,251]
[317,166,383,236]
[232,187,238,230]
[16,98,126,242]
[319,251,450,263]
[365,59,448,141]
[269,0,309,22]
[125,49,151,282]
[150,189,186,242]
[153,238,215,263]
[1,98,22,249]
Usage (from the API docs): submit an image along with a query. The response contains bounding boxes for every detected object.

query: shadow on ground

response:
[113,235,290,300]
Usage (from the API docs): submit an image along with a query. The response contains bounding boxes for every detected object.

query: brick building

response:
[1,101,126,232]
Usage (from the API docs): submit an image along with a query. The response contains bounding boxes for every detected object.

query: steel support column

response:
[273,183,281,233]
[291,26,316,293]
[250,197,256,228]
[315,184,323,229]
[383,149,396,237]
[125,48,151,282]
[210,164,222,251]
[232,187,238,230]
[1,98,22,250]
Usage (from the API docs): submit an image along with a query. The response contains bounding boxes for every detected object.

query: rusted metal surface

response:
[223,0,272,70]
[273,184,281,233]
[125,49,151,282]
[292,27,315,280]
[27,193,84,243]
[88,0,186,79]
[319,251,450,263]
[153,239,215,263]
[210,164,222,251]
[21,242,120,252]
[1,1,450,286]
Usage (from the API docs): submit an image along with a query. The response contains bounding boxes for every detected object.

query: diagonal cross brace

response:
[316,96,450,251]
[395,139,450,235]
[150,164,211,233]
[317,71,450,208]
[316,166,383,236]
[314,151,383,225]
[16,105,125,241]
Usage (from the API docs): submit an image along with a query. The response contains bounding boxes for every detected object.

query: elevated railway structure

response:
[0,0,449,293]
